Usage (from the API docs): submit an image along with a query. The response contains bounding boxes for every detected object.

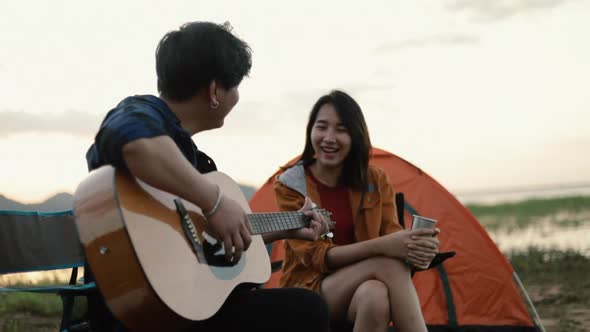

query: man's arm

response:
[122,135,252,263]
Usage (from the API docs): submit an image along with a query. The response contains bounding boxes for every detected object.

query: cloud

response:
[338,83,396,96]
[282,83,395,104]
[445,0,574,21]
[220,100,298,136]
[375,34,480,53]
[0,109,101,138]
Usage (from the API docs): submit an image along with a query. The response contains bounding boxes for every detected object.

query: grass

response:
[0,292,62,331]
[509,247,590,282]
[0,282,88,332]
[0,291,63,317]
[508,248,590,332]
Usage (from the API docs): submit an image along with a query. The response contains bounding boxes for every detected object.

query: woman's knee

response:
[349,280,390,321]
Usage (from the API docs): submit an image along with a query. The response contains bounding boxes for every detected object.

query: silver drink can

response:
[411,215,437,230]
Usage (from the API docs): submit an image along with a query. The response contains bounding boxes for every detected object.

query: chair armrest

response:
[412,251,456,275]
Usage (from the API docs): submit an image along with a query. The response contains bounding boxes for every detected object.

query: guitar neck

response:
[247,212,309,235]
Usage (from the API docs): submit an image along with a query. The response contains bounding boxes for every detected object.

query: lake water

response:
[488,222,590,256]
[455,185,590,205]
[457,186,590,256]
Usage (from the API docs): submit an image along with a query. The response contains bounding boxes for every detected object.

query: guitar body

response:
[74,165,271,331]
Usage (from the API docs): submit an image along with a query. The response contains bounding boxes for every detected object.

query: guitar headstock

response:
[311,207,336,230]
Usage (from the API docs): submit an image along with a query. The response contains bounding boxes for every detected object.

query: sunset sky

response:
[1,0,589,203]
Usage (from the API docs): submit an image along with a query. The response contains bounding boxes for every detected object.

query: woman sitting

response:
[274,90,440,332]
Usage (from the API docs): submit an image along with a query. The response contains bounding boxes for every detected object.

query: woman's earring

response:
[210,100,220,109]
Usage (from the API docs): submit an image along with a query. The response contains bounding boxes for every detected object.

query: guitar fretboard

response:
[247,212,310,234]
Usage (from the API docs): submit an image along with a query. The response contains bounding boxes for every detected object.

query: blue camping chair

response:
[0,210,96,331]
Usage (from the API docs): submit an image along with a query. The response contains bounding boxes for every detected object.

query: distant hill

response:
[0,193,73,212]
[0,184,258,212]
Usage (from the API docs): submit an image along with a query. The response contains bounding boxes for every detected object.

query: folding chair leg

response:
[59,267,78,331]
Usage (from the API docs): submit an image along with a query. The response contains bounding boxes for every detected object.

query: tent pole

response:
[513,272,546,332]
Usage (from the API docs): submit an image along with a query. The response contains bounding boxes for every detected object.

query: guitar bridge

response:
[174,199,206,263]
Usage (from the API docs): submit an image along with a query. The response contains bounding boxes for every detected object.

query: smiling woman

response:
[275,90,440,331]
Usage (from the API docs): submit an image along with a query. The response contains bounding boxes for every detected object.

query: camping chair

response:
[0,210,96,332]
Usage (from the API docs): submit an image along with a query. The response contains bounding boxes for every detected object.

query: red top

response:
[307,168,354,245]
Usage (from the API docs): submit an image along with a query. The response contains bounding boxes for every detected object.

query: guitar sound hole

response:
[203,239,238,267]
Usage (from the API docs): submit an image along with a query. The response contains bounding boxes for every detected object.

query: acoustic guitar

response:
[73,165,333,331]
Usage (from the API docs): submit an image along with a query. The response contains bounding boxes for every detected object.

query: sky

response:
[1,0,589,203]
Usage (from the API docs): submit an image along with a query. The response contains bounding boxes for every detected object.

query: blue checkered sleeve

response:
[94,106,168,169]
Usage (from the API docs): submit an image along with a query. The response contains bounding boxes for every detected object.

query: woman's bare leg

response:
[321,257,427,332]
[347,280,390,332]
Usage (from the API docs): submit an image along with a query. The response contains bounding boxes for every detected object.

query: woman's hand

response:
[406,228,440,270]
[376,229,439,269]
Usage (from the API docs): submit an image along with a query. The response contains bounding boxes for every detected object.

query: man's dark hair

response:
[156,21,252,102]
[300,90,372,190]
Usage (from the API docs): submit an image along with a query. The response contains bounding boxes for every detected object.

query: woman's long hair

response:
[300,90,372,190]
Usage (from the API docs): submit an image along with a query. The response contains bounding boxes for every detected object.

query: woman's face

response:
[310,103,351,170]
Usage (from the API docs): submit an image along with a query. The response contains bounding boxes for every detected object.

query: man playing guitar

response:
[83,21,330,332]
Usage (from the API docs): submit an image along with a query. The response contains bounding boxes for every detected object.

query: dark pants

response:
[184,286,330,332]
[87,281,330,332]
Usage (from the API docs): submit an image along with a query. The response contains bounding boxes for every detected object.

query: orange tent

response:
[249,147,543,331]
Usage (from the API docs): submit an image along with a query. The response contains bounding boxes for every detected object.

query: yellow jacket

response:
[274,163,402,292]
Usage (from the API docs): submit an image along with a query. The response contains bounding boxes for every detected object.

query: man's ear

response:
[208,80,219,106]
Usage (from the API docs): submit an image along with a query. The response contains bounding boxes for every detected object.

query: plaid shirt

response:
[85,94,216,173]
